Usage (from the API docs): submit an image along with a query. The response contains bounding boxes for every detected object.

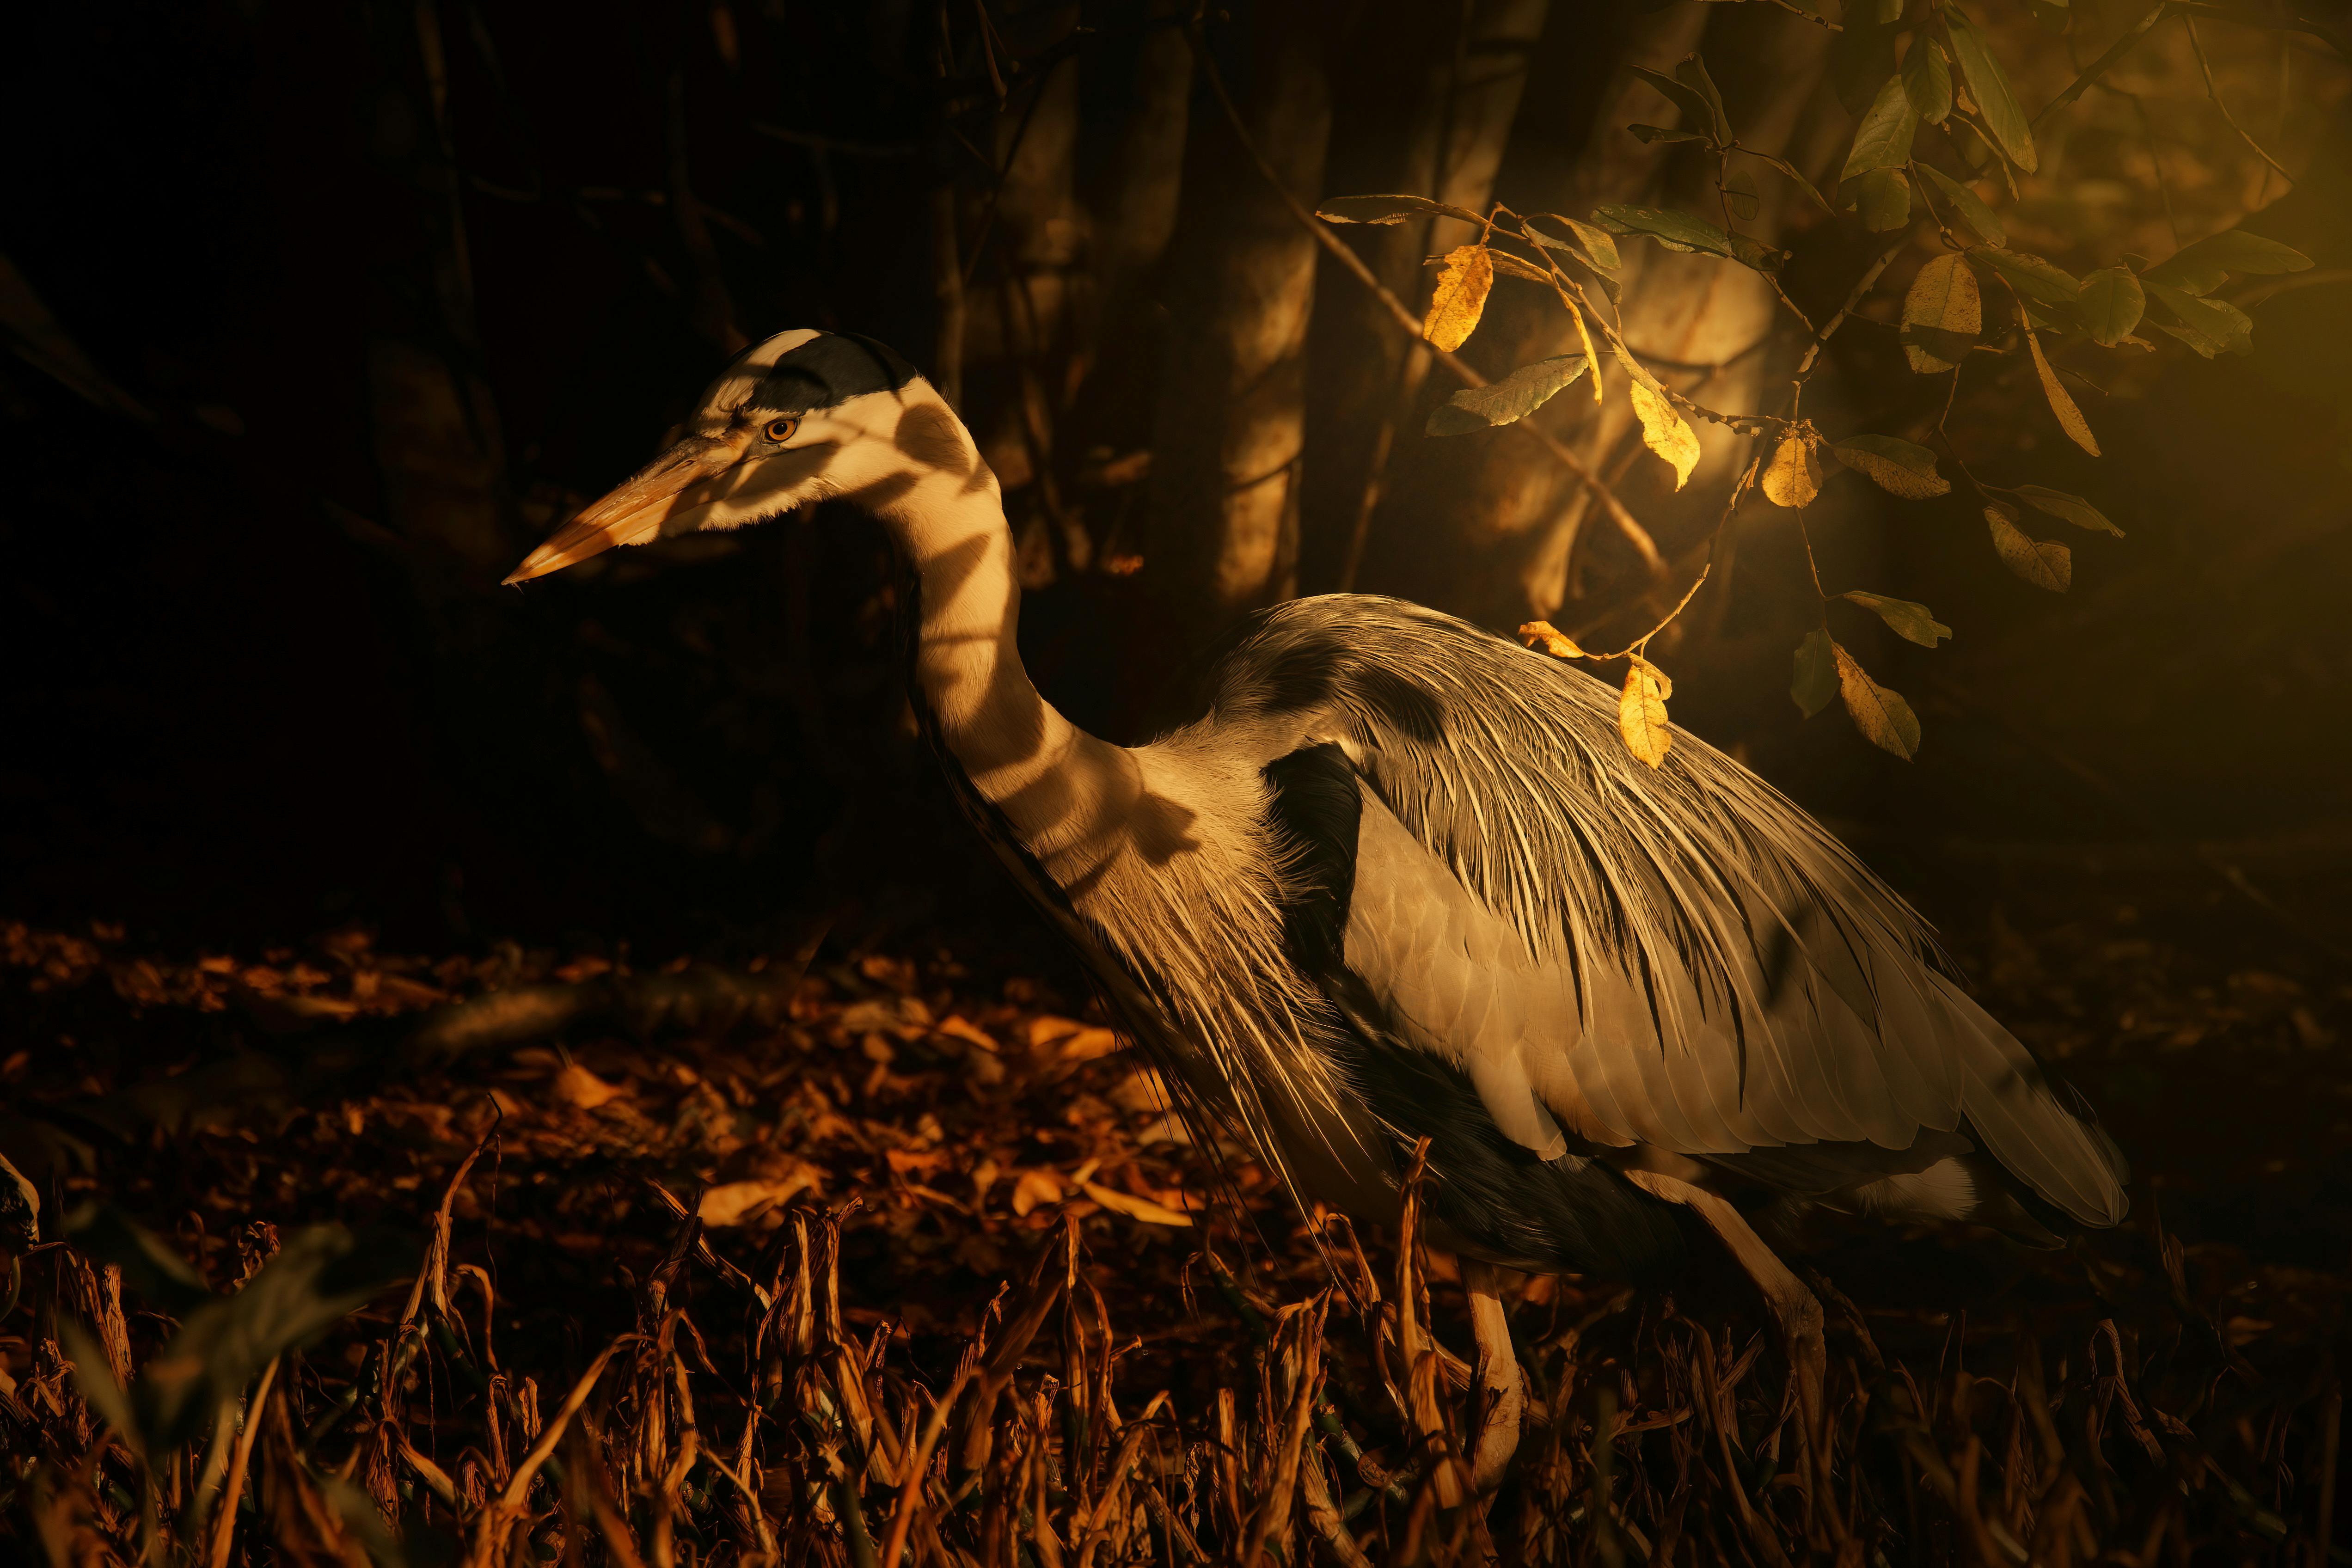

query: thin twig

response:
[2185,12,2298,181]
[2033,2,2176,129]
[202,1357,277,1568]
[877,1357,979,1568]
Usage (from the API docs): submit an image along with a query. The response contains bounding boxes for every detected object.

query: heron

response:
[507,328,2129,1486]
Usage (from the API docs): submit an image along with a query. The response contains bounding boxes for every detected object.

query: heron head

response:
[504,328,948,586]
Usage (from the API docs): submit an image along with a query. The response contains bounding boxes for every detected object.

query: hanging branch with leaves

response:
[1316,2,2316,766]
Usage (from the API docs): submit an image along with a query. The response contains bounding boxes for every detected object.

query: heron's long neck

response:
[872,466,1140,874]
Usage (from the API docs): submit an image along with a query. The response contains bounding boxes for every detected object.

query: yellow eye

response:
[764,416,800,443]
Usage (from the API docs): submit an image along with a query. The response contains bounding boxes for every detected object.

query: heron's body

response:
[510,326,2129,1302]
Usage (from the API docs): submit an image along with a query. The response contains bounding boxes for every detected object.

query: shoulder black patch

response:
[1263,743,1361,974]
[749,333,920,415]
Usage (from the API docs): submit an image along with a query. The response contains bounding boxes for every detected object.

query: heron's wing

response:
[1227,598,2126,1227]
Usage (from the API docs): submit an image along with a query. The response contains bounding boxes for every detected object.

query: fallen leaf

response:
[1080,1182,1195,1227]
[699,1171,820,1227]
[1423,245,1494,352]
[932,1014,1000,1051]
[1029,1016,1123,1062]
[1010,1169,1065,1218]
[552,1063,626,1109]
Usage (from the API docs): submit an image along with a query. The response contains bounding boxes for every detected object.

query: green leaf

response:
[1918,165,2005,246]
[2080,266,2146,346]
[1972,246,2081,306]
[1630,124,1711,146]
[139,1226,405,1450]
[1316,193,1489,227]
[1942,9,2038,172]
[2012,484,2123,535]
[1843,75,1921,179]
[1630,66,1726,147]
[1592,204,1737,259]
[1791,629,1838,717]
[1426,356,1591,436]
[1843,591,1953,647]
[1902,37,1954,124]
[2144,279,2255,356]
[1831,434,1952,498]
[1723,168,1760,222]
[1847,166,1913,232]
[1985,503,2071,591]
[1902,251,1981,374]
[1835,643,1923,759]
[1528,214,1621,276]
[1674,54,1735,146]
[2144,229,2314,295]
[1742,150,1832,213]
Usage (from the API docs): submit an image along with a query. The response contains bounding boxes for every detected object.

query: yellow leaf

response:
[1518,619,1590,660]
[1569,303,1604,403]
[1831,643,1921,760]
[2026,330,2099,456]
[1761,430,1822,508]
[1627,379,1701,490]
[1079,1182,1195,1227]
[1985,503,2072,591]
[1617,655,1673,768]
[1423,245,1494,352]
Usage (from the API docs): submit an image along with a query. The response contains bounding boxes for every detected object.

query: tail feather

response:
[1929,973,2128,1226]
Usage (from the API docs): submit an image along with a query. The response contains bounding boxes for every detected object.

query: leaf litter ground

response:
[2,865,2349,1566]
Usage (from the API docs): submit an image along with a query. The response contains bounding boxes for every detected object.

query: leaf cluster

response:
[1319,1,2315,764]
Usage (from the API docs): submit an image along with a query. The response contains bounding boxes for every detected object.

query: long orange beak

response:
[503,433,750,585]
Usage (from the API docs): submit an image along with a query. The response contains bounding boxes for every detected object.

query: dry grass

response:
[1,916,2347,1566]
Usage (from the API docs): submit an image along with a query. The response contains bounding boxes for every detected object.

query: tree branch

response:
[1189,31,1665,576]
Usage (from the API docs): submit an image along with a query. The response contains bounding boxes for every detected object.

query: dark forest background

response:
[3,0,2348,965]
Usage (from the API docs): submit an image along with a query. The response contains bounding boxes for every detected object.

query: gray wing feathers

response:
[1230,597,2128,1228]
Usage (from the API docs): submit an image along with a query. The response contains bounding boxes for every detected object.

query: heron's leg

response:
[1460,1261,1525,1493]
[1620,1170,1827,1434]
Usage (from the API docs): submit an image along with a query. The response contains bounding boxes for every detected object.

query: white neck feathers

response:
[867,440,1141,881]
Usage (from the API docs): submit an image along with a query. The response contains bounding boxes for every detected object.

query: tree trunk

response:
[1353,5,1835,646]
[362,0,515,600]
[1299,0,1552,596]
[1146,6,1340,632]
